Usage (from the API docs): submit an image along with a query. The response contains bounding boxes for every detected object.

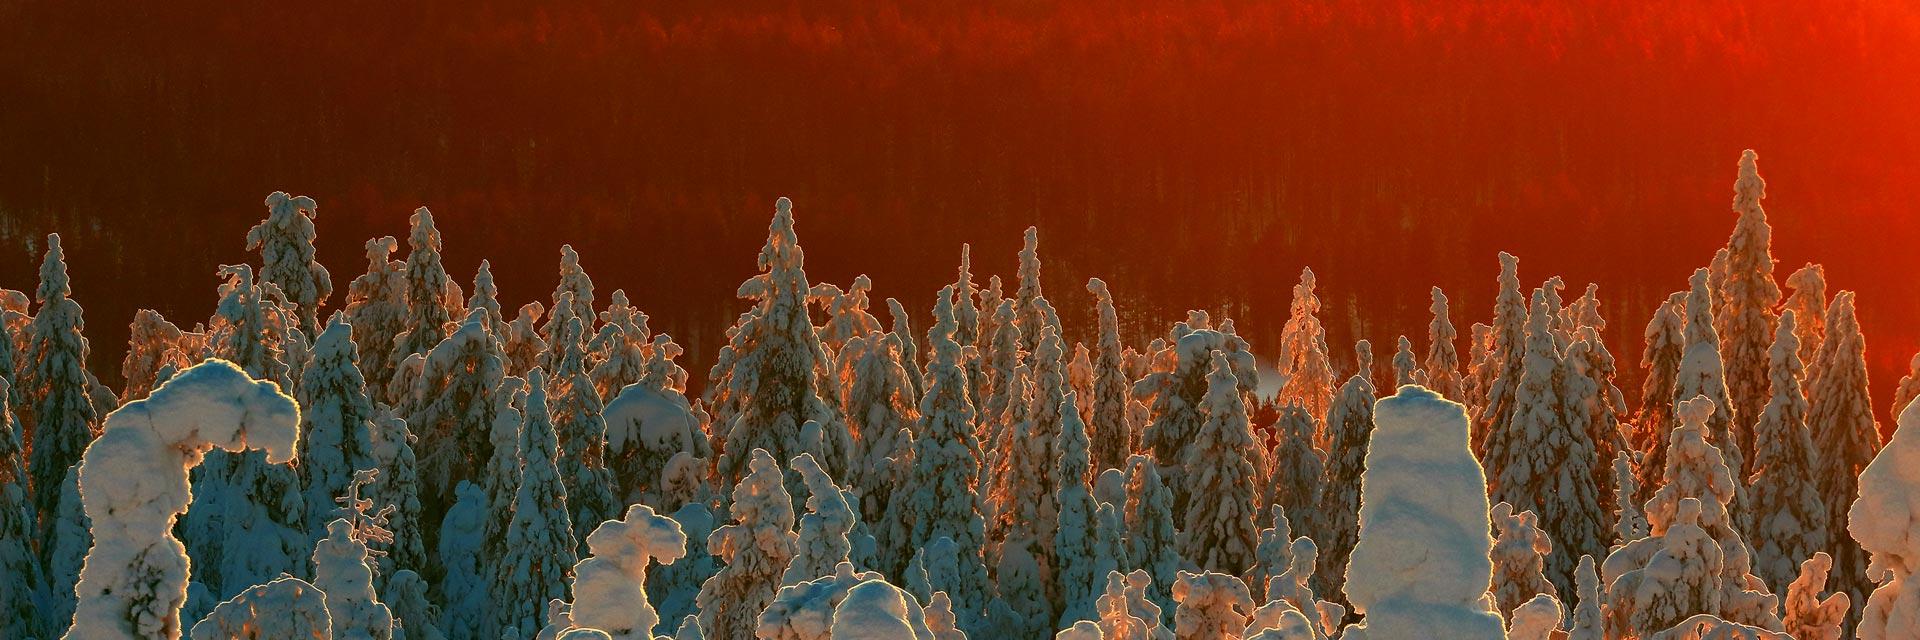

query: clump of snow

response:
[1847,396,1920,640]
[568,504,687,639]
[69,360,300,640]
[187,575,332,640]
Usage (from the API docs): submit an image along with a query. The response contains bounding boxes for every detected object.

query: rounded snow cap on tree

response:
[1735,149,1766,208]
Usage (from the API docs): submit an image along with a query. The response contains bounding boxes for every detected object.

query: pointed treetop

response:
[37,233,69,304]
[409,207,440,249]
[1735,149,1766,212]
[760,197,804,272]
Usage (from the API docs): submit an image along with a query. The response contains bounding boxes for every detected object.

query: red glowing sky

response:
[2,1,1917,423]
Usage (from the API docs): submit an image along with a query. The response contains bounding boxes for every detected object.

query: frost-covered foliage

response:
[1671,269,1748,521]
[1483,288,1609,600]
[1423,286,1465,400]
[697,449,797,640]
[1122,454,1179,627]
[248,191,333,336]
[1473,251,1527,455]
[386,569,445,640]
[1134,313,1256,520]
[69,360,299,640]
[1509,593,1564,640]
[1275,267,1334,429]
[1262,403,1322,543]
[785,453,856,585]
[122,308,194,402]
[1316,341,1376,604]
[711,198,843,488]
[21,235,99,558]
[505,302,551,378]
[1893,352,1920,424]
[551,317,620,554]
[393,207,461,370]
[903,286,993,624]
[1847,398,1920,640]
[345,236,410,397]
[1490,502,1559,620]
[1086,278,1134,474]
[314,518,397,640]
[603,348,708,511]
[1714,152,1780,474]
[649,504,719,637]
[567,504,687,639]
[1054,391,1104,627]
[493,368,581,640]
[1635,291,1687,505]
[1340,385,1503,640]
[1780,553,1849,640]
[831,579,934,640]
[1391,336,1418,386]
[187,575,332,640]
[1746,312,1828,597]
[1570,555,1605,640]
[1172,570,1256,640]
[299,317,380,537]
[1809,292,1882,609]
[756,562,887,640]
[0,379,47,640]
[1178,353,1261,579]
[839,329,919,574]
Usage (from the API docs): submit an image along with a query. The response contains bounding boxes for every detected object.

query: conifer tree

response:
[695,449,797,640]
[298,317,380,536]
[1473,252,1528,454]
[0,378,45,640]
[313,517,397,640]
[1746,311,1828,597]
[1781,553,1849,640]
[602,341,707,510]
[345,236,409,397]
[1846,397,1920,640]
[784,453,856,585]
[68,360,299,640]
[885,297,922,398]
[386,570,446,640]
[1671,269,1747,519]
[650,504,719,638]
[122,309,192,403]
[1717,150,1781,473]
[1123,454,1180,627]
[1807,291,1881,612]
[414,310,508,515]
[713,198,842,487]
[840,330,918,574]
[1568,556,1604,640]
[903,286,994,626]
[1180,353,1261,577]
[1055,391,1104,627]
[504,302,550,378]
[1015,227,1055,360]
[392,208,459,371]
[1275,268,1334,429]
[1262,403,1323,544]
[1634,291,1687,501]
[1085,278,1133,473]
[1783,264,1827,385]
[1422,286,1464,400]
[366,406,426,582]
[1490,502,1559,620]
[1893,352,1920,422]
[187,576,333,640]
[1172,570,1256,640]
[493,368,579,640]
[546,245,597,353]
[587,290,649,401]
[1484,289,1609,599]
[1389,335,1417,386]
[552,316,619,555]
[21,234,99,553]
[248,191,333,337]
[1316,340,1377,604]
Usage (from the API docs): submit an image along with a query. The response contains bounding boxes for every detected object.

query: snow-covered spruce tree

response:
[1807,290,1883,613]
[832,578,937,640]
[1179,352,1262,578]
[649,504,719,638]
[386,569,446,640]
[1054,391,1104,627]
[1716,150,1781,465]
[839,329,919,574]
[1569,555,1604,640]
[885,297,922,398]
[1893,352,1920,422]
[816,275,884,355]
[1315,340,1376,605]
[545,245,598,355]
[1069,343,1095,426]
[493,368,580,640]
[993,321,1070,618]
[1135,315,1256,520]
[566,503,687,640]
[298,316,380,538]
[1846,397,1920,640]
[1746,311,1829,597]
[414,309,508,522]
[1172,570,1256,640]
[1391,336,1418,386]
[1339,385,1504,640]
[757,561,885,640]
[1014,226,1055,361]
[602,340,708,510]
[314,517,397,640]
[1093,574,1156,640]
[122,309,193,402]
[505,302,550,379]
[1671,268,1748,522]
[366,405,427,583]
[784,452,856,585]
[714,198,844,488]
[1262,403,1322,543]
[1567,324,1630,516]
[392,207,460,376]
[0,378,47,640]
[187,575,332,640]
[1782,264,1827,387]
[696,448,797,640]
[551,316,619,555]
[1780,552,1849,640]
[1483,288,1609,600]
[1614,451,1649,544]
[1275,267,1334,432]
[1422,286,1465,400]
[67,360,299,640]
[1122,455,1179,614]
[1251,506,1294,603]
[1634,291,1687,499]
[903,286,993,625]
[980,299,1023,471]
[44,465,88,637]
[467,260,505,338]
[247,191,332,337]
[345,236,409,398]
[1084,278,1133,474]
[1602,396,1781,635]
[1472,251,1528,455]
[1506,594,1564,640]
[1490,502,1559,620]
[20,234,99,553]
[586,290,648,401]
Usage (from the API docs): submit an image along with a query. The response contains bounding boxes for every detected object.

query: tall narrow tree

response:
[1807,291,1881,611]
[247,192,332,337]
[1746,311,1829,598]
[1716,150,1781,473]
